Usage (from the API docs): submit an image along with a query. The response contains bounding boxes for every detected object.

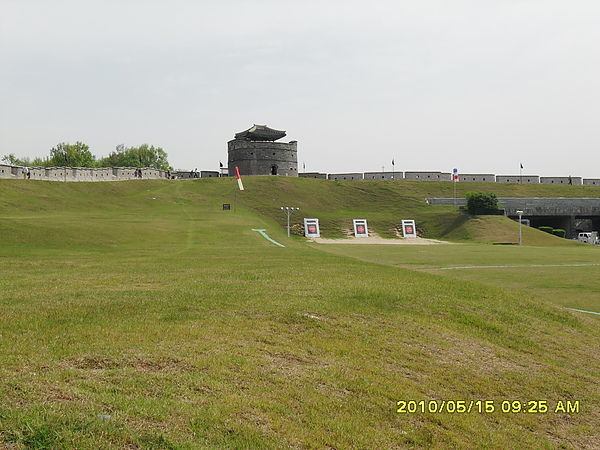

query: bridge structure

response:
[426,197,600,239]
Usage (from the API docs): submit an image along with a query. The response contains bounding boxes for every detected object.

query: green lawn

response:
[315,243,600,315]
[0,178,598,449]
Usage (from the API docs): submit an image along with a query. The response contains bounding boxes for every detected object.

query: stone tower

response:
[227,125,298,177]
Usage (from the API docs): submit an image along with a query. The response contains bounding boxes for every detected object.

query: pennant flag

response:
[392,159,395,166]
[520,163,523,169]
[220,161,223,168]
[235,166,244,191]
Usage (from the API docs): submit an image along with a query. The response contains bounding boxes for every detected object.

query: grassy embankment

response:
[0,177,598,449]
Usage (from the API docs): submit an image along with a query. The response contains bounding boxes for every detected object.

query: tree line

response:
[2,142,173,171]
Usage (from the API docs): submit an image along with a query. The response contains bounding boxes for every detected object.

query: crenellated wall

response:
[496,175,540,184]
[302,171,599,186]
[364,172,399,180]
[404,171,451,181]
[328,173,364,180]
[3,161,600,187]
[540,176,582,185]
[459,174,496,182]
[584,179,600,186]
[0,164,169,181]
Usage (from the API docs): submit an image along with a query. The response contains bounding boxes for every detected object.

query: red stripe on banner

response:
[235,167,244,190]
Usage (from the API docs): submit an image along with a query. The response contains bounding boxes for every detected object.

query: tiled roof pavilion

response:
[234,125,286,142]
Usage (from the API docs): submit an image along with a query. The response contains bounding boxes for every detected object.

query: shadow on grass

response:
[439,214,471,238]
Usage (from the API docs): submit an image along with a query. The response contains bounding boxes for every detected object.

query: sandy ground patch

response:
[308,236,451,245]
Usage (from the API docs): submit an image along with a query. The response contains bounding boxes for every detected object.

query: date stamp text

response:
[396,399,580,414]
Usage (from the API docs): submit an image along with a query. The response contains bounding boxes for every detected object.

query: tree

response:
[1,153,49,167]
[4,142,172,171]
[2,153,27,165]
[465,192,502,215]
[49,142,96,167]
[98,144,172,171]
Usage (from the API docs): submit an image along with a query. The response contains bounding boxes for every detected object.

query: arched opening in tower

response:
[271,165,278,175]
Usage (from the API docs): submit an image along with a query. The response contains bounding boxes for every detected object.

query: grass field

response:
[0,177,598,449]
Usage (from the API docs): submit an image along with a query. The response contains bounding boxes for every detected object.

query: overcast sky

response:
[1,0,599,177]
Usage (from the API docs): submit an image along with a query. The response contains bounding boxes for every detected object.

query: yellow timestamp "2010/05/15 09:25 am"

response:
[396,399,580,414]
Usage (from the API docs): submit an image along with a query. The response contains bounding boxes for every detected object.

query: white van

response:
[577,232,599,244]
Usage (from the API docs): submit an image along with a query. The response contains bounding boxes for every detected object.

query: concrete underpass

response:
[426,197,600,239]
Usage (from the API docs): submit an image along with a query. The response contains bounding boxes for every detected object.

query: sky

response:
[1,0,599,177]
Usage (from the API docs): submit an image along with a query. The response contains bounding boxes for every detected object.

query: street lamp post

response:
[280,207,299,237]
[516,210,524,245]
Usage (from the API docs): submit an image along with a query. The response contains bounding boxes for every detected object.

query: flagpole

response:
[453,168,458,211]
[454,177,457,211]
[520,164,523,183]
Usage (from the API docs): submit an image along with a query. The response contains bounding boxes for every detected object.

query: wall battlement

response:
[3,162,599,187]
[300,171,600,186]
[0,164,169,181]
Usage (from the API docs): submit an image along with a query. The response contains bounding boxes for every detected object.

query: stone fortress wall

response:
[315,171,600,186]
[0,164,170,181]
[3,163,599,186]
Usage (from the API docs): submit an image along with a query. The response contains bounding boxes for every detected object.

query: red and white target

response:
[304,218,320,238]
[353,219,369,237]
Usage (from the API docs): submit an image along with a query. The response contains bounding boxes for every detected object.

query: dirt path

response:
[308,236,452,245]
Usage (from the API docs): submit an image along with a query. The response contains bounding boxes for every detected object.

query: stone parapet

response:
[299,172,328,179]
[583,179,600,186]
[458,174,496,182]
[328,173,364,180]
[404,172,451,181]
[540,177,582,185]
[496,175,540,183]
[0,165,168,182]
[363,172,402,180]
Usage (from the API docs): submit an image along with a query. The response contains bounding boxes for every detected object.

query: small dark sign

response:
[223,204,231,210]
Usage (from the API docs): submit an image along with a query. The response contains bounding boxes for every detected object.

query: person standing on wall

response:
[22,166,29,179]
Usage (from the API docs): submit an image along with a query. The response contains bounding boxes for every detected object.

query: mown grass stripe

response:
[434,263,600,270]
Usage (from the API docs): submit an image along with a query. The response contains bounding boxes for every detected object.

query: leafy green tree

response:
[465,192,502,215]
[2,153,27,165]
[31,156,50,167]
[1,153,50,167]
[4,142,172,171]
[49,142,96,167]
[98,144,172,170]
